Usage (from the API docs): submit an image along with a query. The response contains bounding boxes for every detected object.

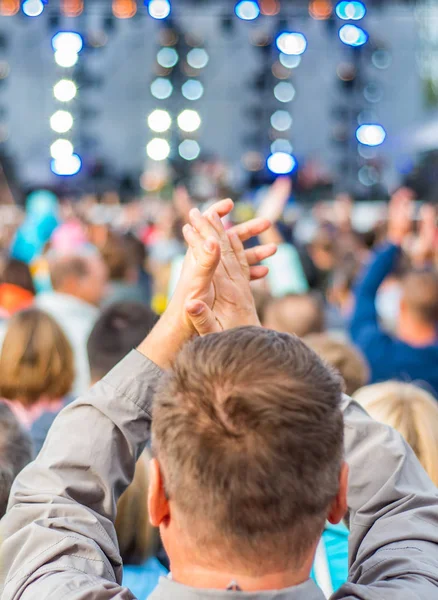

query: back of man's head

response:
[87,301,158,382]
[263,294,325,338]
[0,403,33,517]
[152,327,344,572]
[401,270,438,326]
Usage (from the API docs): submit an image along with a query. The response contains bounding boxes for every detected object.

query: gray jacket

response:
[1,350,438,600]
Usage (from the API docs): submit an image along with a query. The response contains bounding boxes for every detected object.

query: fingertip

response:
[186,300,204,316]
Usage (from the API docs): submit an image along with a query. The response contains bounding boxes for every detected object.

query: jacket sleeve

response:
[0,350,163,600]
[334,397,438,599]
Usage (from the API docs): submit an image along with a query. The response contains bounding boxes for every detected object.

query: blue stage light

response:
[235,1,260,21]
[267,152,297,175]
[52,32,84,54]
[22,0,44,17]
[339,24,368,47]
[51,154,82,176]
[276,32,307,56]
[336,1,366,21]
[147,0,171,19]
[356,124,386,146]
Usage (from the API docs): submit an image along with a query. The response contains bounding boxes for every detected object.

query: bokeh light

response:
[270,139,293,154]
[54,51,79,68]
[279,53,301,69]
[182,79,204,101]
[178,139,200,160]
[0,0,20,16]
[187,48,209,69]
[53,80,77,102]
[235,0,260,21]
[356,124,386,146]
[335,1,366,20]
[147,138,171,161]
[372,49,392,70]
[22,0,44,16]
[148,0,171,19]
[52,32,84,54]
[147,109,172,133]
[157,47,179,68]
[267,152,297,174]
[50,110,74,134]
[339,24,368,47]
[270,110,292,131]
[51,153,82,176]
[150,77,173,99]
[177,109,201,132]
[309,0,332,20]
[276,32,307,56]
[274,82,296,103]
[50,139,74,159]
[113,0,137,19]
[358,165,380,186]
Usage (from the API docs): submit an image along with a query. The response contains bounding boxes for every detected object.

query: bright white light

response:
[51,153,82,176]
[147,138,171,161]
[50,110,74,134]
[177,109,201,133]
[339,24,368,47]
[187,48,209,69]
[274,82,295,103]
[22,0,44,17]
[52,32,84,54]
[147,109,172,133]
[235,0,260,21]
[335,1,366,20]
[150,78,173,99]
[267,152,297,175]
[182,79,204,101]
[157,47,179,68]
[50,139,74,159]
[54,51,79,68]
[276,32,307,56]
[356,124,386,147]
[270,110,292,132]
[148,0,171,19]
[270,139,293,154]
[53,80,77,102]
[279,54,301,68]
[178,139,200,161]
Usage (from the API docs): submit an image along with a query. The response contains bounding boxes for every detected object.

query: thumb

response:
[186,300,222,336]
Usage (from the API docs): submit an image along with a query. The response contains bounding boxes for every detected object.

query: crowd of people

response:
[0,177,437,599]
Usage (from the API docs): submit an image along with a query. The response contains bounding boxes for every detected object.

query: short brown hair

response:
[263,294,324,338]
[304,333,369,396]
[401,270,438,324]
[100,234,130,281]
[49,255,89,290]
[0,309,74,404]
[152,327,343,571]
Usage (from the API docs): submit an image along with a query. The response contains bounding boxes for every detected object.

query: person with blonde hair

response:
[0,308,75,454]
[354,382,438,485]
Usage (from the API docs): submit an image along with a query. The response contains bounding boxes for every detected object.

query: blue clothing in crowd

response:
[350,243,438,397]
[122,557,168,600]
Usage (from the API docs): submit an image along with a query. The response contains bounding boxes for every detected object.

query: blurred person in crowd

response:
[101,234,149,308]
[350,190,438,397]
[124,232,153,306]
[3,201,438,600]
[354,382,438,486]
[0,258,35,316]
[0,403,32,518]
[304,334,369,397]
[0,309,74,455]
[36,249,108,394]
[87,301,158,384]
[263,293,324,338]
[115,450,168,599]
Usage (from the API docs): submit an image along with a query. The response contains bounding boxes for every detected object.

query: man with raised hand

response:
[1,201,438,600]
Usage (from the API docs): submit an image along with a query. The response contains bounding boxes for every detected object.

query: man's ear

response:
[327,461,349,525]
[148,457,170,527]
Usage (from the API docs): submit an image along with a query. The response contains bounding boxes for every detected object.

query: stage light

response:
[339,24,368,47]
[22,0,44,16]
[157,47,179,68]
[113,0,137,19]
[372,49,392,70]
[50,110,73,134]
[335,1,366,20]
[309,0,332,20]
[148,0,171,19]
[61,0,84,17]
[274,82,295,103]
[52,32,84,54]
[356,124,386,146]
[364,81,383,103]
[178,139,200,161]
[267,152,297,175]
[51,153,82,176]
[147,109,171,133]
[259,0,279,16]
[271,139,293,154]
[187,48,209,69]
[150,77,173,99]
[182,79,204,101]
[53,80,77,102]
[358,165,379,186]
[54,51,79,68]
[0,0,20,16]
[177,109,201,133]
[276,32,307,56]
[270,110,292,132]
[235,1,260,21]
[147,138,170,161]
[279,53,301,69]
[50,139,74,159]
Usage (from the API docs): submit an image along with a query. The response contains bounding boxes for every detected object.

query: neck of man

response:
[397,316,437,347]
